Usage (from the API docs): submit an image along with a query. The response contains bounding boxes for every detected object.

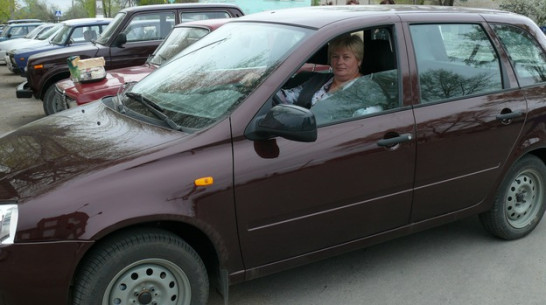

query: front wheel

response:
[43,85,67,115]
[480,155,546,240]
[73,228,209,305]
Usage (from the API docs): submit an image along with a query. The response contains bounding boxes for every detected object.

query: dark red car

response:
[2,5,546,305]
[51,18,230,115]
[16,3,244,114]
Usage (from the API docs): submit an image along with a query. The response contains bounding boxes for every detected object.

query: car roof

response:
[234,5,513,29]
[119,3,242,13]
[4,22,43,28]
[61,18,113,26]
[7,18,41,24]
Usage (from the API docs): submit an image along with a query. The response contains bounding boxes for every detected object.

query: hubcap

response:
[505,169,543,228]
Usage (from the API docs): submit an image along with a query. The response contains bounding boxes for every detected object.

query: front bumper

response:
[58,86,78,109]
[0,241,92,305]
[16,81,33,99]
[5,54,20,75]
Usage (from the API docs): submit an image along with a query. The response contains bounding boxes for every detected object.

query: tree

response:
[0,0,16,22]
[498,0,546,25]
[12,0,55,21]
[82,0,96,17]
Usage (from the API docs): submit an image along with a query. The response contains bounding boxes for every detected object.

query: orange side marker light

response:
[194,177,214,187]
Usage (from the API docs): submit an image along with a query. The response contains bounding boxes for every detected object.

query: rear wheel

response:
[43,85,67,115]
[73,228,209,305]
[480,155,546,240]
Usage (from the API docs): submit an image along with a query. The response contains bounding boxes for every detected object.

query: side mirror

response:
[113,33,127,47]
[245,104,317,142]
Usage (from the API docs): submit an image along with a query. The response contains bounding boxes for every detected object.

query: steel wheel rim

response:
[505,169,544,229]
[102,258,192,305]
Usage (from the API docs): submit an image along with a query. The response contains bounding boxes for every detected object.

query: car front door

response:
[232,25,416,269]
[109,11,176,69]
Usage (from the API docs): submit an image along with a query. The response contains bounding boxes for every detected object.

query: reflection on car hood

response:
[57,64,156,105]
[0,101,185,201]
[9,39,51,54]
[0,38,32,50]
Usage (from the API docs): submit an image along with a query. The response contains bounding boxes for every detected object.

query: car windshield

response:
[0,26,12,37]
[50,24,73,45]
[25,25,44,38]
[95,12,125,45]
[148,26,210,66]
[37,23,62,40]
[120,22,311,131]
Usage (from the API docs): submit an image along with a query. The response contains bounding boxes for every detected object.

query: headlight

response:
[0,204,18,245]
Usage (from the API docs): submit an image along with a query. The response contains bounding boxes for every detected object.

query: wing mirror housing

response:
[245,104,317,142]
[113,33,127,47]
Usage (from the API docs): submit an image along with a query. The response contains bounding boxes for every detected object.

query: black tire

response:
[480,155,546,240]
[42,85,67,115]
[73,228,209,305]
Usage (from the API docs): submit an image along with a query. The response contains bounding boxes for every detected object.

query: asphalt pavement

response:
[0,65,44,135]
[1,64,546,305]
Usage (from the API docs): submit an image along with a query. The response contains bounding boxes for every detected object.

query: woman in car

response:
[277,34,388,122]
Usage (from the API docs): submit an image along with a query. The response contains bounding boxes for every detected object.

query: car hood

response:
[16,43,63,56]
[8,39,51,53]
[0,101,185,201]
[29,43,100,64]
[0,38,31,50]
[58,64,156,105]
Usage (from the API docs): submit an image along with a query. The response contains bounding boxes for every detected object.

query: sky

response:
[46,0,73,13]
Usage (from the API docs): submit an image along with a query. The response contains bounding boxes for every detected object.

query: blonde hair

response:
[328,34,364,63]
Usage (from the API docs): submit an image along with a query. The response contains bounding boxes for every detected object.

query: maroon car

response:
[51,18,230,115]
[2,5,546,305]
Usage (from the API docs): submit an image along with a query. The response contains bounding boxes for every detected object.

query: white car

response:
[0,23,57,65]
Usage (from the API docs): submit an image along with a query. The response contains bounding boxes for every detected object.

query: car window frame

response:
[124,11,176,43]
[267,24,403,128]
[408,22,505,105]
[491,23,546,87]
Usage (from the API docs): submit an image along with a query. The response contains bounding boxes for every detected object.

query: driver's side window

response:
[126,12,175,43]
[277,26,399,126]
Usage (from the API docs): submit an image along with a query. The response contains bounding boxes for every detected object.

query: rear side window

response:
[493,24,546,87]
[410,24,502,103]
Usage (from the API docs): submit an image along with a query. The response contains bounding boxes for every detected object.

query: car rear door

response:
[403,19,527,221]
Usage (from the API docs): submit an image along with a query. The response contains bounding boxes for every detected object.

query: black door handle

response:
[377,133,413,147]
[496,111,524,121]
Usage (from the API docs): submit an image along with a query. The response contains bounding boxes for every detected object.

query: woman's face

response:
[330,47,361,82]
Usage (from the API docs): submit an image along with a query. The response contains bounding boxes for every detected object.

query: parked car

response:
[0,22,42,42]
[50,18,230,115]
[0,23,55,64]
[3,5,546,305]
[16,3,244,109]
[6,18,112,76]
[0,19,42,35]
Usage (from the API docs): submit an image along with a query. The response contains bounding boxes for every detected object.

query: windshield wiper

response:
[125,91,183,131]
